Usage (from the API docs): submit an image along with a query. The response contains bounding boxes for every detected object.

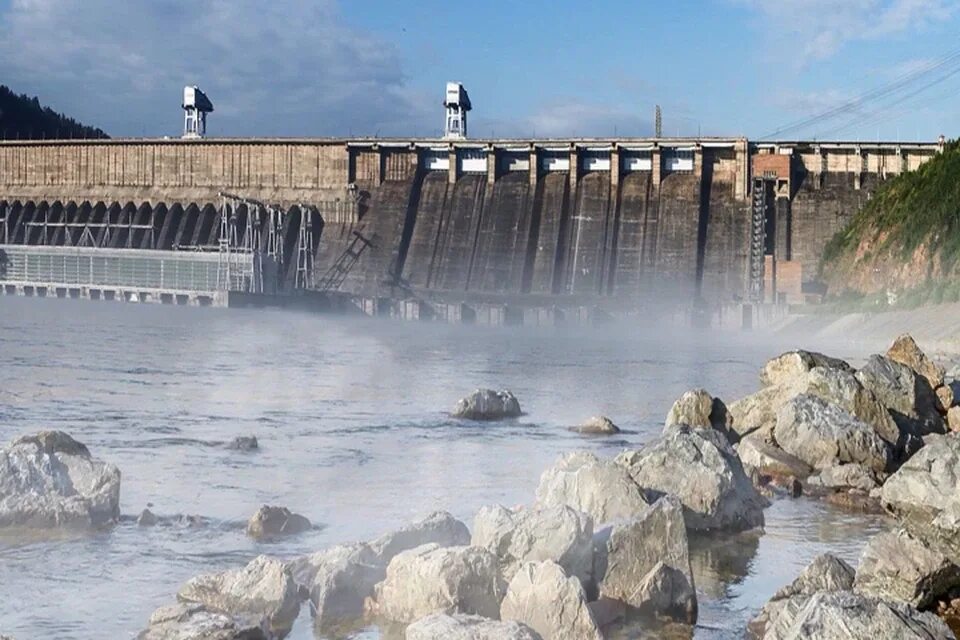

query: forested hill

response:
[0,85,108,139]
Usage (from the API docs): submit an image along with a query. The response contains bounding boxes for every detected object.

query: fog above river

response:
[0,297,889,638]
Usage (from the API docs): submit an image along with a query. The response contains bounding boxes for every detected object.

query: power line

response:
[761,45,960,139]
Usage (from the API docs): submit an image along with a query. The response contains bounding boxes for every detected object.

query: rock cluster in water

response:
[15,333,960,638]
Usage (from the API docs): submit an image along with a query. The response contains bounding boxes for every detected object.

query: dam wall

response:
[0,137,942,308]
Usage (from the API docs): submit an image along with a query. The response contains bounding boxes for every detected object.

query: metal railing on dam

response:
[0,244,272,305]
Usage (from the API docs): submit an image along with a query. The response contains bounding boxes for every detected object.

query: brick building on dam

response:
[0,136,942,324]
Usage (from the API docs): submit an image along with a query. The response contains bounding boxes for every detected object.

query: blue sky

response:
[1,0,958,140]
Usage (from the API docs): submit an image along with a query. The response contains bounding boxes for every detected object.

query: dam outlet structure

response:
[0,136,942,324]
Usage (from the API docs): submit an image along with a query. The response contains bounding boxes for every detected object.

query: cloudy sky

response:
[1,0,958,140]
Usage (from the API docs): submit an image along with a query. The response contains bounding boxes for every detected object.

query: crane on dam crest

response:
[443,82,471,139]
[182,86,213,139]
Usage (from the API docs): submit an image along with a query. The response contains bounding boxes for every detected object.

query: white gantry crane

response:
[443,82,471,139]
[182,86,214,139]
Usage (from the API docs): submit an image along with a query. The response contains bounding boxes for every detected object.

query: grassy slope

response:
[821,140,960,302]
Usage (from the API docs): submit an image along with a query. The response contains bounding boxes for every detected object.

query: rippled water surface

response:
[0,297,892,639]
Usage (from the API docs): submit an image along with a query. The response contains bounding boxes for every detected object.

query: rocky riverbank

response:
[6,334,960,638]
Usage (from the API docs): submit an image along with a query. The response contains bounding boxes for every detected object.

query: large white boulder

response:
[453,389,522,420]
[405,613,542,640]
[760,350,853,388]
[592,495,696,623]
[856,354,943,436]
[288,511,470,630]
[774,394,890,473]
[881,433,960,528]
[471,504,593,585]
[176,555,300,637]
[535,451,648,525]
[367,544,504,624]
[664,388,734,443]
[616,427,766,532]
[0,431,120,529]
[136,602,268,640]
[500,561,602,640]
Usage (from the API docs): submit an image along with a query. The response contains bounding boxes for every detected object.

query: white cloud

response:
[735,0,956,62]
[0,0,435,137]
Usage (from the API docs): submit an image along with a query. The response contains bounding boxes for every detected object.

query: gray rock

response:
[136,602,268,640]
[887,334,946,390]
[176,555,300,637]
[751,590,953,640]
[664,389,734,443]
[748,554,854,638]
[289,512,470,630]
[453,389,522,420]
[246,505,311,540]
[471,504,593,585]
[288,542,382,628]
[802,367,900,446]
[810,463,879,492]
[728,385,792,441]
[881,433,960,528]
[500,561,603,640]
[226,436,258,451]
[405,613,542,640]
[367,544,505,624]
[616,427,766,532]
[570,416,620,435]
[774,394,890,473]
[760,350,853,388]
[0,430,121,529]
[856,354,944,437]
[854,529,960,608]
[593,495,696,623]
[535,451,648,526]
[737,437,813,480]
[369,511,471,564]
[137,508,158,527]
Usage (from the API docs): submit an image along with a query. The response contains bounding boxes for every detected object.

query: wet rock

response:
[748,553,855,637]
[177,555,300,637]
[136,602,268,640]
[750,590,953,640]
[289,512,470,630]
[593,495,696,623]
[535,451,648,525]
[949,406,960,432]
[369,511,471,563]
[137,508,158,527]
[887,334,946,390]
[616,427,766,532]
[176,514,208,528]
[737,437,813,481]
[881,433,960,528]
[854,529,960,609]
[0,430,121,529]
[760,350,853,388]
[289,542,382,631]
[226,436,258,451]
[405,613,542,640]
[453,389,522,420]
[500,561,603,640]
[664,389,734,443]
[856,354,943,436]
[471,504,593,585]
[773,394,890,473]
[366,544,504,623]
[570,415,620,435]
[246,505,311,540]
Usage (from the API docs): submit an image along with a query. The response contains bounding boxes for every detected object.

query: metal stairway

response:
[749,178,768,302]
[316,229,375,292]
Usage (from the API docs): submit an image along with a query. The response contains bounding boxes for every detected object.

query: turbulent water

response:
[0,297,892,639]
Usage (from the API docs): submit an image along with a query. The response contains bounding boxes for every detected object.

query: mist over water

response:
[0,297,890,639]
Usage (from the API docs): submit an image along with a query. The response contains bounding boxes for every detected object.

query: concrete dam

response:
[0,137,941,321]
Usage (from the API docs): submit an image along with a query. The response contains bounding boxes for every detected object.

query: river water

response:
[0,297,892,639]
